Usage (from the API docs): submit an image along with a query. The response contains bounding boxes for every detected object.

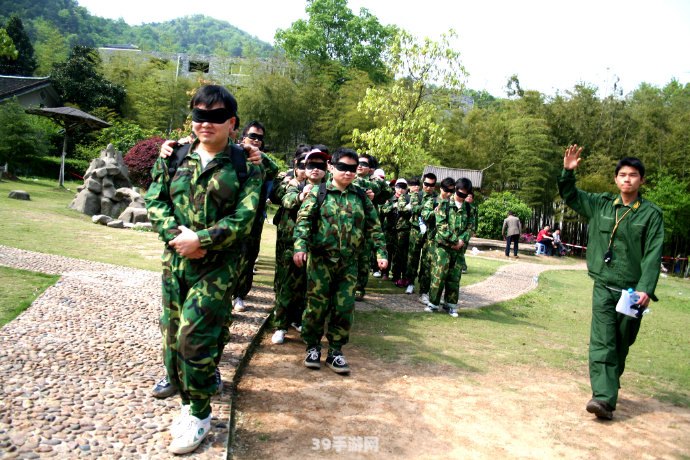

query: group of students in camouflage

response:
[143,85,664,454]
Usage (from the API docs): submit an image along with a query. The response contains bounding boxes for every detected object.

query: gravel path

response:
[360,256,586,312]
[0,245,272,459]
[0,246,584,458]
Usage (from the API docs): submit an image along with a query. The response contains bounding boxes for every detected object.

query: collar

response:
[613,195,643,212]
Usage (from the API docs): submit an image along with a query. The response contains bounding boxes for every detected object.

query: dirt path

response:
[232,259,690,459]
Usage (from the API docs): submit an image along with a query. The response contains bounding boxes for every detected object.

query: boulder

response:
[8,190,30,200]
[85,178,102,194]
[91,214,113,225]
[69,190,101,215]
[106,220,125,229]
[119,207,149,224]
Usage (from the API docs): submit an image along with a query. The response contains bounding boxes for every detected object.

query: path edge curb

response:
[225,312,273,460]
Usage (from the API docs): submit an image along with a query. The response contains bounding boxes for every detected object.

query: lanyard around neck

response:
[607,206,633,250]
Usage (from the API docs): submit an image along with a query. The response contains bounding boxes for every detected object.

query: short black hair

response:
[312,144,329,155]
[423,172,437,183]
[408,177,420,186]
[331,147,359,164]
[508,210,514,216]
[233,115,241,131]
[242,120,266,138]
[440,177,455,190]
[615,157,645,178]
[456,177,473,193]
[293,144,311,166]
[190,85,237,115]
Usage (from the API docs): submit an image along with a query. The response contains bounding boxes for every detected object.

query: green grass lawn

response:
[0,266,59,327]
[353,271,690,408]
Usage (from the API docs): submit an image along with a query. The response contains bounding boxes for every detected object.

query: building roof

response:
[25,107,111,130]
[0,75,54,102]
[423,165,484,189]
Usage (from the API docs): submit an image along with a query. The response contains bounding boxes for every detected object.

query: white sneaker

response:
[271,329,286,344]
[447,304,459,318]
[233,297,246,312]
[170,404,190,438]
[418,293,429,304]
[424,303,438,312]
[168,413,211,455]
[405,284,414,295]
[372,271,382,278]
[290,322,302,333]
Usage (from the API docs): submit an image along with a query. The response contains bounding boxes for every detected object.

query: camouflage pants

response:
[418,239,435,294]
[160,249,234,418]
[382,228,397,276]
[301,254,357,352]
[405,227,425,282]
[272,243,307,330]
[356,240,372,293]
[234,227,263,299]
[393,229,410,281]
[429,244,464,306]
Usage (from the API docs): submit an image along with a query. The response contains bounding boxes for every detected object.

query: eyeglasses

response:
[246,132,264,142]
[358,161,370,167]
[296,162,306,170]
[456,190,468,198]
[306,162,327,171]
[423,182,436,188]
[333,162,358,173]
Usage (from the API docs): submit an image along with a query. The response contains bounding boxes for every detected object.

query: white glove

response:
[419,222,427,235]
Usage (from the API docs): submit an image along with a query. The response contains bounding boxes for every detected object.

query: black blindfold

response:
[192,107,235,124]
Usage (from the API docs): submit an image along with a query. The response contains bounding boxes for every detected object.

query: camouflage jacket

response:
[394,192,412,231]
[293,182,387,261]
[434,198,475,250]
[354,175,392,205]
[145,141,263,252]
[277,180,323,244]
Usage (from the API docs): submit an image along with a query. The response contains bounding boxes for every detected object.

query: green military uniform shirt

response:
[434,198,474,249]
[558,169,664,299]
[293,182,387,261]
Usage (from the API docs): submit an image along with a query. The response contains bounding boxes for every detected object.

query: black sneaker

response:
[214,368,223,395]
[326,350,351,374]
[304,347,321,369]
[586,399,614,420]
[151,376,178,399]
[355,290,365,301]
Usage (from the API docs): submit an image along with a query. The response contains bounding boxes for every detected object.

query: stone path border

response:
[0,246,585,458]
[0,245,272,459]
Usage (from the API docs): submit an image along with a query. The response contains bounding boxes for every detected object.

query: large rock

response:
[106,220,125,229]
[85,178,102,194]
[119,207,149,224]
[69,190,101,215]
[8,190,30,200]
[91,214,113,225]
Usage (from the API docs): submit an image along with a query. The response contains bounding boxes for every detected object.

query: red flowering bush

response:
[124,136,165,190]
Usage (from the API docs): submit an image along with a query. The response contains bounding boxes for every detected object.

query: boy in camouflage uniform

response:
[145,85,263,454]
[425,177,474,318]
[271,148,329,344]
[293,148,388,374]
[405,173,437,295]
[417,177,443,305]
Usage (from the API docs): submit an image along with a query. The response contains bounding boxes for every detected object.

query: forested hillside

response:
[0,0,272,56]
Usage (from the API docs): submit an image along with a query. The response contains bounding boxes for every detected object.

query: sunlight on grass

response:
[0,266,59,327]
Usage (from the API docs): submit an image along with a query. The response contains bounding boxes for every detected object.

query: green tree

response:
[644,172,690,255]
[0,28,18,59]
[0,16,36,75]
[0,99,51,173]
[476,191,532,239]
[30,18,69,76]
[275,0,395,82]
[51,45,126,114]
[353,29,466,177]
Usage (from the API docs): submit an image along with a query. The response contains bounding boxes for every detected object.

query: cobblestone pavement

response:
[0,245,272,459]
[360,256,587,312]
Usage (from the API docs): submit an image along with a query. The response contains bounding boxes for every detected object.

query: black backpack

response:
[167,142,249,186]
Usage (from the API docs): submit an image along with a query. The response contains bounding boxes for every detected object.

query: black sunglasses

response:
[441,186,455,193]
[456,190,468,198]
[306,162,327,171]
[246,132,264,142]
[333,162,358,173]
[296,162,306,170]
[423,182,436,187]
[358,161,370,167]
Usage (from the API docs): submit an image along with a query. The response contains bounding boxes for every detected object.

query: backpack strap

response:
[228,143,249,187]
[167,143,192,177]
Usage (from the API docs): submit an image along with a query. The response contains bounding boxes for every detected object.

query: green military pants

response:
[429,244,463,306]
[589,283,642,409]
[355,240,373,294]
[393,229,410,281]
[418,240,434,294]
[405,227,424,283]
[161,249,234,419]
[272,245,307,330]
[301,254,357,352]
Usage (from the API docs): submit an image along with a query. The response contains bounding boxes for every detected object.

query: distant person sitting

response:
[536,225,553,255]
[552,228,566,256]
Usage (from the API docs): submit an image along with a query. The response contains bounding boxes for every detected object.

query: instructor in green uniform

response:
[558,144,664,421]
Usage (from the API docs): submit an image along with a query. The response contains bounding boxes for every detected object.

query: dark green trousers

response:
[301,254,357,352]
[405,227,424,282]
[272,245,307,330]
[418,239,434,294]
[161,249,234,418]
[589,283,642,409]
[429,244,463,306]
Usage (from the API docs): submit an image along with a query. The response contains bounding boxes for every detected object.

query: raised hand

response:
[563,144,583,170]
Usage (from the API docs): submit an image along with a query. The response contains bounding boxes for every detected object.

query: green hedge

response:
[14,156,90,180]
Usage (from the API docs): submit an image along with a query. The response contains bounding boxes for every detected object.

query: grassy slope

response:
[0,266,59,327]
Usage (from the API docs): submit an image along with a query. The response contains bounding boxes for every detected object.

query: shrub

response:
[477,191,532,240]
[124,137,165,189]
